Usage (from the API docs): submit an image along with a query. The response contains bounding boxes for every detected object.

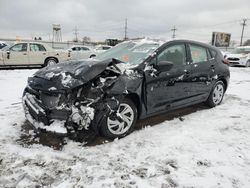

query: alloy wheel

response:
[212,83,224,105]
[107,103,134,135]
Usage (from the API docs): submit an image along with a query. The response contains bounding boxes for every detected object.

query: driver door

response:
[145,42,192,115]
[4,43,29,65]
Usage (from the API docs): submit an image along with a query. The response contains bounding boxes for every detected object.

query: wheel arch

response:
[125,93,141,119]
[218,77,228,91]
[44,56,59,64]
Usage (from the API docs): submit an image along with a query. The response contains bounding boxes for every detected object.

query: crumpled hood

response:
[30,59,121,91]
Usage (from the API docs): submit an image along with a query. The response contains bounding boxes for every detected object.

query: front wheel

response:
[100,98,137,139]
[206,81,225,107]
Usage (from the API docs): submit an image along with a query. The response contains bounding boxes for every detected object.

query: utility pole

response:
[240,18,248,46]
[73,26,79,42]
[171,26,177,39]
[124,18,128,40]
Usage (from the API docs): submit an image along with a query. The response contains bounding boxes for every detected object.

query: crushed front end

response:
[22,59,125,135]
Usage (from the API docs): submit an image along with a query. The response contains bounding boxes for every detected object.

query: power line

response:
[171,26,177,39]
[240,18,249,46]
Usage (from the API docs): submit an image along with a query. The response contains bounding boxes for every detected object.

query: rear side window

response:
[81,47,90,51]
[30,43,46,52]
[190,44,208,63]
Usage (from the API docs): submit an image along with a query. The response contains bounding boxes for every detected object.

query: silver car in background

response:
[225,46,250,67]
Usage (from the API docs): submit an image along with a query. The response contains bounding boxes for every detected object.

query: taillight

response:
[222,59,229,66]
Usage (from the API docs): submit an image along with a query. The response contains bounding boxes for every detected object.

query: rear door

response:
[188,43,216,101]
[29,43,47,65]
[4,43,29,65]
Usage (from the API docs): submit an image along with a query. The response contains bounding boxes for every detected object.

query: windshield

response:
[232,48,250,54]
[95,40,160,65]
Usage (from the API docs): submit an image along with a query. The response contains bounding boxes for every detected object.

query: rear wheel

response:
[44,58,57,67]
[100,98,137,139]
[247,60,250,67]
[206,81,225,107]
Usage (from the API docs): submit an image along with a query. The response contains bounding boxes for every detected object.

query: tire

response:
[206,80,225,108]
[90,54,96,58]
[44,58,57,67]
[247,60,250,67]
[99,98,138,139]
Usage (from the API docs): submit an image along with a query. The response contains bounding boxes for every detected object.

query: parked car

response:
[94,45,112,53]
[0,42,69,68]
[225,46,250,67]
[23,39,230,139]
[68,45,96,60]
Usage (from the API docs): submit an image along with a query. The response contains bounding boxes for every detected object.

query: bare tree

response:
[82,36,91,43]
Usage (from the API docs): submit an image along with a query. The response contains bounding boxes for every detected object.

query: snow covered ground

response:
[0,67,250,188]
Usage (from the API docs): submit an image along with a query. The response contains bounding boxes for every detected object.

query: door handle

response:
[210,65,215,68]
[43,52,46,55]
[23,53,27,55]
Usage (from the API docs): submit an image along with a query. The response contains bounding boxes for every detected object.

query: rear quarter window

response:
[209,49,217,58]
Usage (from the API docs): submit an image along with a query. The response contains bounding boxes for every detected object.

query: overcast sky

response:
[0,0,250,44]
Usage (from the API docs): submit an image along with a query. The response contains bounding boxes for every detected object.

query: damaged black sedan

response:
[23,39,230,139]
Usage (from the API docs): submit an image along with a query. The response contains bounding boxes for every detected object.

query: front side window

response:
[10,43,27,52]
[157,44,186,66]
[190,44,208,63]
[30,43,46,52]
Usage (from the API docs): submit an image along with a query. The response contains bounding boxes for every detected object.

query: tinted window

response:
[190,44,208,63]
[30,43,46,52]
[10,43,27,52]
[72,47,80,51]
[103,46,111,50]
[0,43,7,49]
[81,47,90,51]
[157,44,186,66]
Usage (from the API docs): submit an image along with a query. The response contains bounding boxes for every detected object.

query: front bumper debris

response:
[23,92,70,134]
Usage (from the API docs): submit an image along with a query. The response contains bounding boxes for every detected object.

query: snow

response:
[43,120,67,134]
[1,67,250,187]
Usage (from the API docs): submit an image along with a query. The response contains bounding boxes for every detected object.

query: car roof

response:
[167,39,217,50]
[71,45,91,48]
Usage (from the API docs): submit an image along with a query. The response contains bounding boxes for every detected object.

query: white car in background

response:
[0,42,69,68]
[94,45,112,54]
[225,46,250,67]
[68,45,96,60]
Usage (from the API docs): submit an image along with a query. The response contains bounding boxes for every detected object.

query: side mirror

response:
[7,51,10,59]
[156,61,173,72]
